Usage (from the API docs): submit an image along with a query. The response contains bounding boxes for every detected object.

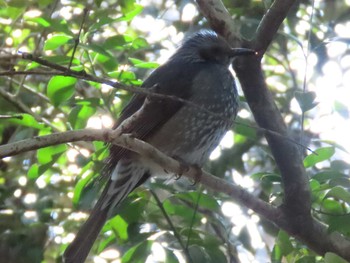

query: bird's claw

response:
[172,156,190,180]
[171,156,201,185]
[190,164,202,186]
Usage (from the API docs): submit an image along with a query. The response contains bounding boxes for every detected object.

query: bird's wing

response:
[105,61,203,171]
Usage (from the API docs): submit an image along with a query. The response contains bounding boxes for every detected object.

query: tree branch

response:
[195,0,241,47]
[13,53,233,124]
[197,0,350,260]
[254,0,297,54]
[0,127,280,227]
[1,126,350,259]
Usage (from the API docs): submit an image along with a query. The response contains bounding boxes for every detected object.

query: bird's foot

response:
[171,156,202,185]
[190,164,202,186]
[171,156,190,180]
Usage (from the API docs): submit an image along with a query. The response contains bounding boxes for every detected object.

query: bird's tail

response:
[63,182,110,263]
[63,159,151,263]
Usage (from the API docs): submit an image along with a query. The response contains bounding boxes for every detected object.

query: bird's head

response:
[172,30,255,66]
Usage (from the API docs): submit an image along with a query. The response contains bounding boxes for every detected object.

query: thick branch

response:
[254,0,297,54]
[1,127,350,259]
[195,0,241,47]
[0,128,280,226]
[197,0,350,260]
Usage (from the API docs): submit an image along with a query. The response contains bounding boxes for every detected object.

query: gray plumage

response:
[63,30,254,263]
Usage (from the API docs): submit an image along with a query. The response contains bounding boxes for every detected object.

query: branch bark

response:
[0,128,280,227]
[197,0,350,260]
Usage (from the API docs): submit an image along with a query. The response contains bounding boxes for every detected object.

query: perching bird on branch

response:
[63,30,255,263]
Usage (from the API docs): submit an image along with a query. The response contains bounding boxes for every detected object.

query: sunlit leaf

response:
[271,244,282,262]
[117,3,143,22]
[80,43,113,57]
[174,191,220,212]
[295,91,318,112]
[7,114,46,130]
[37,144,67,164]
[108,215,129,241]
[328,214,350,235]
[47,76,76,106]
[122,240,152,263]
[324,252,348,263]
[44,34,73,50]
[68,105,96,129]
[129,58,159,69]
[324,186,350,205]
[103,35,133,50]
[26,17,51,27]
[131,38,149,49]
[303,147,335,168]
[276,230,294,256]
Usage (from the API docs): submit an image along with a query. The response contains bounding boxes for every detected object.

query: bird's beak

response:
[229,48,256,57]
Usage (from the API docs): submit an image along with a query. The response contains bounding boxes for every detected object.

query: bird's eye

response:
[211,46,221,54]
[199,45,223,61]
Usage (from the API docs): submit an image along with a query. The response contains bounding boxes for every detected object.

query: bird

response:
[63,30,255,263]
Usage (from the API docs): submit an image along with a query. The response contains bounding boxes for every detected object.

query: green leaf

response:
[334,100,349,118]
[324,252,348,263]
[312,171,347,182]
[295,91,318,112]
[27,164,39,179]
[162,199,200,225]
[47,76,76,106]
[26,17,51,27]
[0,6,25,19]
[233,117,258,140]
[103,35,133,50]
[129,58,159,69]
[164,248,179,263]
[276,230,294,256]
[37,144,67,164]
[108,215,129,241]
[251,172,281,182]
[122,240,152,263]
[295,255,316,263]
[322,199,344,214]
[27,144,67,179]
[324,186,350,204]
[7,114,46,130]
[79,43,113,57]
[44,34,73,50]
[45,55,80,66]
[108,70,137,82]
[97,235,115,254]
[271,244,282,262]
[328,214,350,235]
[71,160,103,207]
[303,147,335,168]
[89,16,115,31]
[174,191,220,212]
[117,4,143,22]
[131,37,149,49]
[68,105,96,129]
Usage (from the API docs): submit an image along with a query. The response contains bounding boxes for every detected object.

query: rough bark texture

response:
[197,0,350,260]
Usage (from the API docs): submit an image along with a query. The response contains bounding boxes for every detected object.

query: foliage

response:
[0,0,350,262]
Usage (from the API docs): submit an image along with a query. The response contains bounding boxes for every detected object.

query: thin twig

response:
[185,188,201,251]
[68,8,89,69]
[0,88,57,130]
[300,0,316,155]
[0,115,23,120]
[254,0,297,54]
[150,190,193,263]
[18,52,233,125]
